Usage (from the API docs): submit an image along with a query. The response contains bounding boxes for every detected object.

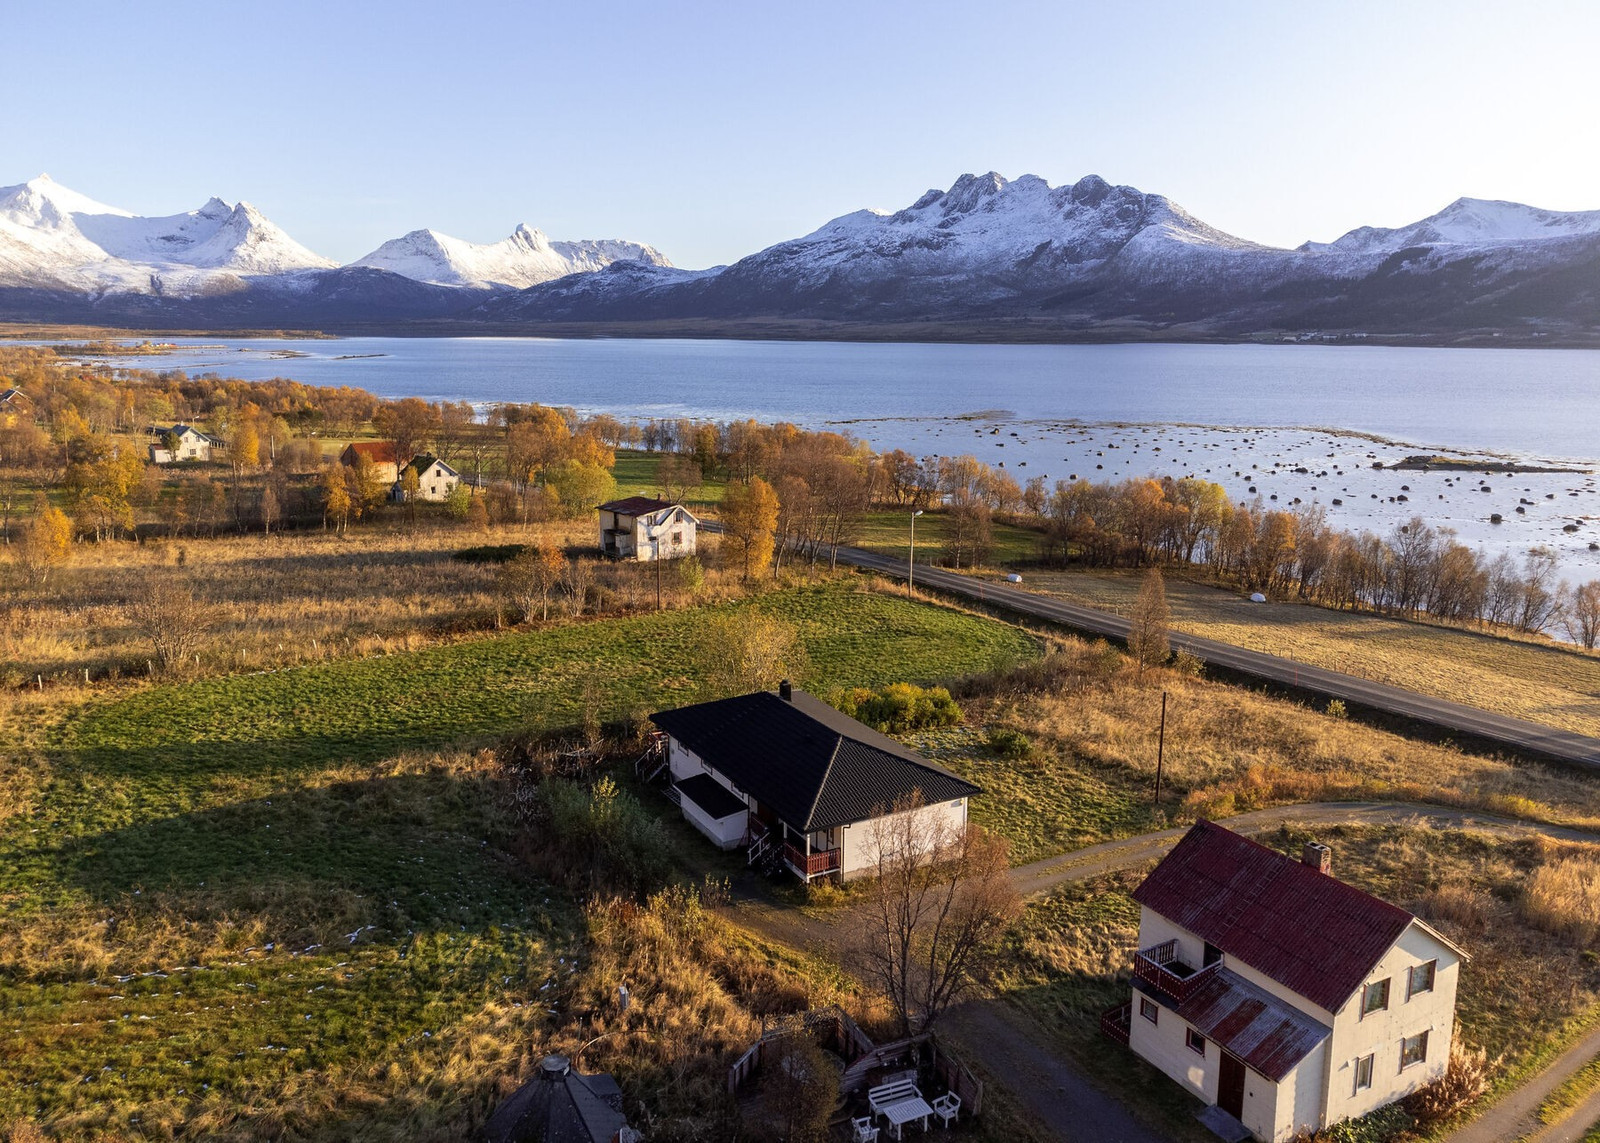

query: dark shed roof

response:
[675,773,747,820]
[482,1055,628,1143]
[1133,822,1414,1013]
[651,688,980,832]
[1137,966,1329,1082]
[597,496,678,516]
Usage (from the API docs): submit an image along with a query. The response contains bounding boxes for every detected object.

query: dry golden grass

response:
[1012,567,1600,739]
[1522,851,1600,946]
[0,518,749,687]
[965,637,1600,847]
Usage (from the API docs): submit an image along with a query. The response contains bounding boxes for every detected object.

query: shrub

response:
[828,682,963,734]
[1326,698,1348,720]
[1403,1042,1495,1125]
[536,775,671,896]
[452,543,526,564]
[987,727,1033,760]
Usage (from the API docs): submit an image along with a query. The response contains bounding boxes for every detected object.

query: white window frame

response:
[1140,998,1158,1025]
[1354,1053,1374,1092]
[1186,1028,1206,1056]
[1407,960,1437,1000]
[1362,977,1391,1018]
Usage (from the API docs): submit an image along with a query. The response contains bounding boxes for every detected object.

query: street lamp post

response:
[908,509,924,594]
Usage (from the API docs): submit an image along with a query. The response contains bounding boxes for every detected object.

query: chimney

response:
[540,1055,571,1081]
[1303,841,1332,875]
[779,679,792,701]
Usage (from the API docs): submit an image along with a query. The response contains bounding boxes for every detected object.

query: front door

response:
[1218,1051,1246,1120]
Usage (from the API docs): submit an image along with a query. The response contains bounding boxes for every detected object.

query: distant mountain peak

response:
[351,221,670,289]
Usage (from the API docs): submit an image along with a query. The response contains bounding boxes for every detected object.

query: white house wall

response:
[837,797,968,880]
[680,796,747,849]
[1127,992,1223,1107]
[1273,1040,1327,1142]
[1321,923,1458,1125]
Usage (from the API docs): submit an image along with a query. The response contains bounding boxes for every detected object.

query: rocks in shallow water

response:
[1490,514,1503,524]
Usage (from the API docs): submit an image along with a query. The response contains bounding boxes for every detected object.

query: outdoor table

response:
[880,1095,933,1139]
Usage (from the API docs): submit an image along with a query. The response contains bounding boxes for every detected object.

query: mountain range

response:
[3,172,1598,340]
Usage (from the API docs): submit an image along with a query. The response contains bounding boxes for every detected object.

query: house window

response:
[1362,978,1390,1017]
[1140,998,1159,1024]
[1203,941,1222,967]
[672,530,683,544]
[1354,1054,1374,1092]
[1408,960,1436,999]
[1186,1028,1206,1056]
[1401,1031,1429,1070]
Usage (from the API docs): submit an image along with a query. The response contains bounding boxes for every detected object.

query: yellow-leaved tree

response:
[720,476,780,581]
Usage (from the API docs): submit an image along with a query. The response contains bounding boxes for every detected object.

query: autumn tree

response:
[545,459,616,517]
[852,801,1020,1037]
[322,467,353,533]
[16,499,72,583]
[658,453,703,503]
[501,539,568,622]
[942,490,993,569]
[374,396,441,462]
[1128,565,1171,673]
[694,610,808,699]
[1566,581,1600,650]
[721,476,780,581]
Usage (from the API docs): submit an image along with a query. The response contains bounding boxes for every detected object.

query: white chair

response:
[932,1092,960,1128]
[852,1116,879,1142]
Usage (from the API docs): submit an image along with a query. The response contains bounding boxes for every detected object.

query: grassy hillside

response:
[0,582,1037,1139]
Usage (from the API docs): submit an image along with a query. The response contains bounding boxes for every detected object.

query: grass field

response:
[1010,567,1600,740]
[0,582,1038,1139]
[987,824,1600,1141]
[853,509,1045,566]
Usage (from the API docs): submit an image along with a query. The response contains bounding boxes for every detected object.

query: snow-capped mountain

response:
[3,171,1599,338]
[351,224,671,289]
[0,175,335,294]
[1301,197,1600,255]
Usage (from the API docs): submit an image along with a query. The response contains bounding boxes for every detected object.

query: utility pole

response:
[908,508,923,594]
[1154,690,1168,807]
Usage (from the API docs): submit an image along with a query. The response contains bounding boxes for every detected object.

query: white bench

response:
[868,1079,922,1117]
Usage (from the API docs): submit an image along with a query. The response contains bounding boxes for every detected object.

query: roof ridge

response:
[803,734,846,831]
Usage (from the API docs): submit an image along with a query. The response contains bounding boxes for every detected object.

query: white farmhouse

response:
[1105,821,1466,1143]
[149,424,223,464]
[649,682,980,882]
[395,454,462,502]
[596,496,697,561]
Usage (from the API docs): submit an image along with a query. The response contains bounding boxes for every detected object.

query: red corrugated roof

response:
[1132,821,1413,1013]
[342,440,401,464]
[597,496,678,516]
[1138,966,1330,1081]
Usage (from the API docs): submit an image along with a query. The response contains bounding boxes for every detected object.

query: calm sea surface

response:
[100,337,1600,461]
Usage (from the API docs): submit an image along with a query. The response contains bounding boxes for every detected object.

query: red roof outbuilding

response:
[341,440,401,465]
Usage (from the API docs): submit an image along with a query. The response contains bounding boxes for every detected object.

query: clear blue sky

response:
[8,0,1598,269]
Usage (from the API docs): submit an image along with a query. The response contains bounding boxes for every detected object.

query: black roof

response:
[597,496,678,516]
[651,688,980,832]
[675,773,747,820]
[482,1056,627,1143]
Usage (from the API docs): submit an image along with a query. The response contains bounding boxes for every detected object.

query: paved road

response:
[831,542,1600,771]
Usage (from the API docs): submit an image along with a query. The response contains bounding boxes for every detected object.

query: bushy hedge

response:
[826,682,962,734]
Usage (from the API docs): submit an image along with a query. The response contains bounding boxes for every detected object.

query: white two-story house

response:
[650,682,979,882]
[149,424,223,464]
[1104,821,1466,1143]
[596,496,697,562]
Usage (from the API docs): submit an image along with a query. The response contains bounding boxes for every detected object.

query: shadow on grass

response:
[50,769,543,939]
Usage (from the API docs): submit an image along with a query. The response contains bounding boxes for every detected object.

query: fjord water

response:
[96,336,1600,576]
[129,337,1599,460]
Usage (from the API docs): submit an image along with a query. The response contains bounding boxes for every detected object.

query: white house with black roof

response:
[650,682,981,881]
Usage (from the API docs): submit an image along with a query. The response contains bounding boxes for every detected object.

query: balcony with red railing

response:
[1134,939,1221,1005]
[1100,1002,1132,1045]
[782,842,842,879]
